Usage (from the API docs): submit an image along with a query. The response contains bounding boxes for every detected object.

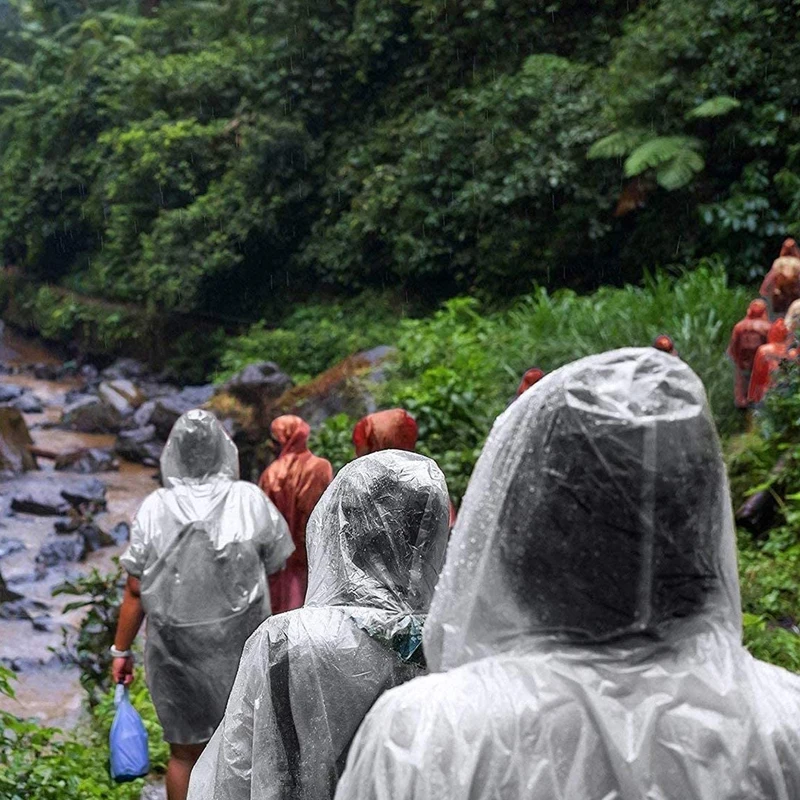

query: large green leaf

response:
[656,148,705,190]
[624,136,702,178]
[587,128,647,160]
[685,95,741,120]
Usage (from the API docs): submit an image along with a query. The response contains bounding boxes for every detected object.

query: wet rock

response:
[61,395,123,433]
[115,425,163,466]
[0,596,49,621]
[98,379,145,418]
[133,399,157,428]
[0,384,24,403]
[0,568,22,603]
[0,537,25,559]
[32,363,61,381]
[54,517,80,534]
[79,363,99,382]
[36,534,87,566]
[61,478,107,510]
[10,393,44,414]
[109,522,130,546]
[0,407,37,473]
[76,522,115,552]
[54,447,119,473]
[220,362,293,408]
[11,482,71,516]
[147,386,214,439]
[101,358,147,381]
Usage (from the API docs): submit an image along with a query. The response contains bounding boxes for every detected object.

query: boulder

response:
[10,484,71,516]
[147,386,215,439]
[0,568,23,603]
[10,392,44,414]
[108,522,130,546]
[61,478,107,510]
[32,363,61,380]
[272,348,396,430]
[36,534,87,566]
[75,522,116,552]
[79,364,99,382]
[0,537,25,559]
[61,395,123,433]
[220,362,293,408]
[54,447,119,473]
[99,379,145,412]
[115,425,163,466]
[0,407,37,473]
[0,384,24,403]
[101,358,147,381]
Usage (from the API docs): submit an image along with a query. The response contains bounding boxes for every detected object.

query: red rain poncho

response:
[728,300,772,408]
[258,415,333,614]
[352,409,418,457]
[515,368,545,398]
[353,409,456,527]
[759,238,800,316]
[747,318,794,404]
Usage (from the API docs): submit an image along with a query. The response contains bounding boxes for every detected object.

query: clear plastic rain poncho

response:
[187,450,451,800]
[120,409,293,745]
[336,348,800,800]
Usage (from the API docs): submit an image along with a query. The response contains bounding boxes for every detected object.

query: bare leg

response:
[166,742,206,800]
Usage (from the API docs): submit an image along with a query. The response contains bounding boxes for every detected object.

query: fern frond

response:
[624,136,702,178]
[656,149,705,190]
[685,96,741,120]
[587,129,647,160]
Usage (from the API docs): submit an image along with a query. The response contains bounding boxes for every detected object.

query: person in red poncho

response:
[258,415,333,614]
[728,300,772,409]
[747,318,794,405]
[352,409,457,527]
[760,238,800,317]
[515,368,545,398]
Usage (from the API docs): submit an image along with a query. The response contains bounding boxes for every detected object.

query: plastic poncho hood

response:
[160,408,239,485]
[424,347,741,671]
[305,450,450,642]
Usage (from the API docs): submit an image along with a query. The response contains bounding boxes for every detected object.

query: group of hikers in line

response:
[727,237,800,408]
[109,261,800,799]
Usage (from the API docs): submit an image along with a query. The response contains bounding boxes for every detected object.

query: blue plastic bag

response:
[109,683,150,783]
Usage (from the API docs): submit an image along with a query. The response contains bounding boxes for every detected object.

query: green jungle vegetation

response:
[2,0,800,793]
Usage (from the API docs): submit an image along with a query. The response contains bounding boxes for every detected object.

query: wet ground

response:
[0,326,157,729]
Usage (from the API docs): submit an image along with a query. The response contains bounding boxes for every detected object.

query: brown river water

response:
[0,326,157,730]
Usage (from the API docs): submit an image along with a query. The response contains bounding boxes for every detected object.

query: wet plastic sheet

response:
[335,348,800,800]
[120,410,293,744]
[187,450,451,800]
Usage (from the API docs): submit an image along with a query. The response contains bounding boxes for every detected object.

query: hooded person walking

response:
[112,409,294,800]
[335,349,800,800]
[258,415,333,614]
[187,450,451,800]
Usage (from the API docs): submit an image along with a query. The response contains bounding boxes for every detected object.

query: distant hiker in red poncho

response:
[653,335,679,357]
[728,300,772,409]
[748,318,794,405]
[353,409,457,527]
[760,238,800,317]
[516,368,545,398]
[258,415,333,614]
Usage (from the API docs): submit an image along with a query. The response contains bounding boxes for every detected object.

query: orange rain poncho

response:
[747,318,794,405]
[760,238,800,316]
[515,368,545,398]
[258,415,333,614]
[727,299,772,408]
[352,409,418,457]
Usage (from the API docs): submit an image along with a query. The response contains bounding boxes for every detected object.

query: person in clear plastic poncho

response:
[187,450,451,800]
[114,409,293,800]
[336,348,800,800]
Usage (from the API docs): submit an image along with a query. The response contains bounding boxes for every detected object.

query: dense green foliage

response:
[293,266,748,501]
[0,0,796,328]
